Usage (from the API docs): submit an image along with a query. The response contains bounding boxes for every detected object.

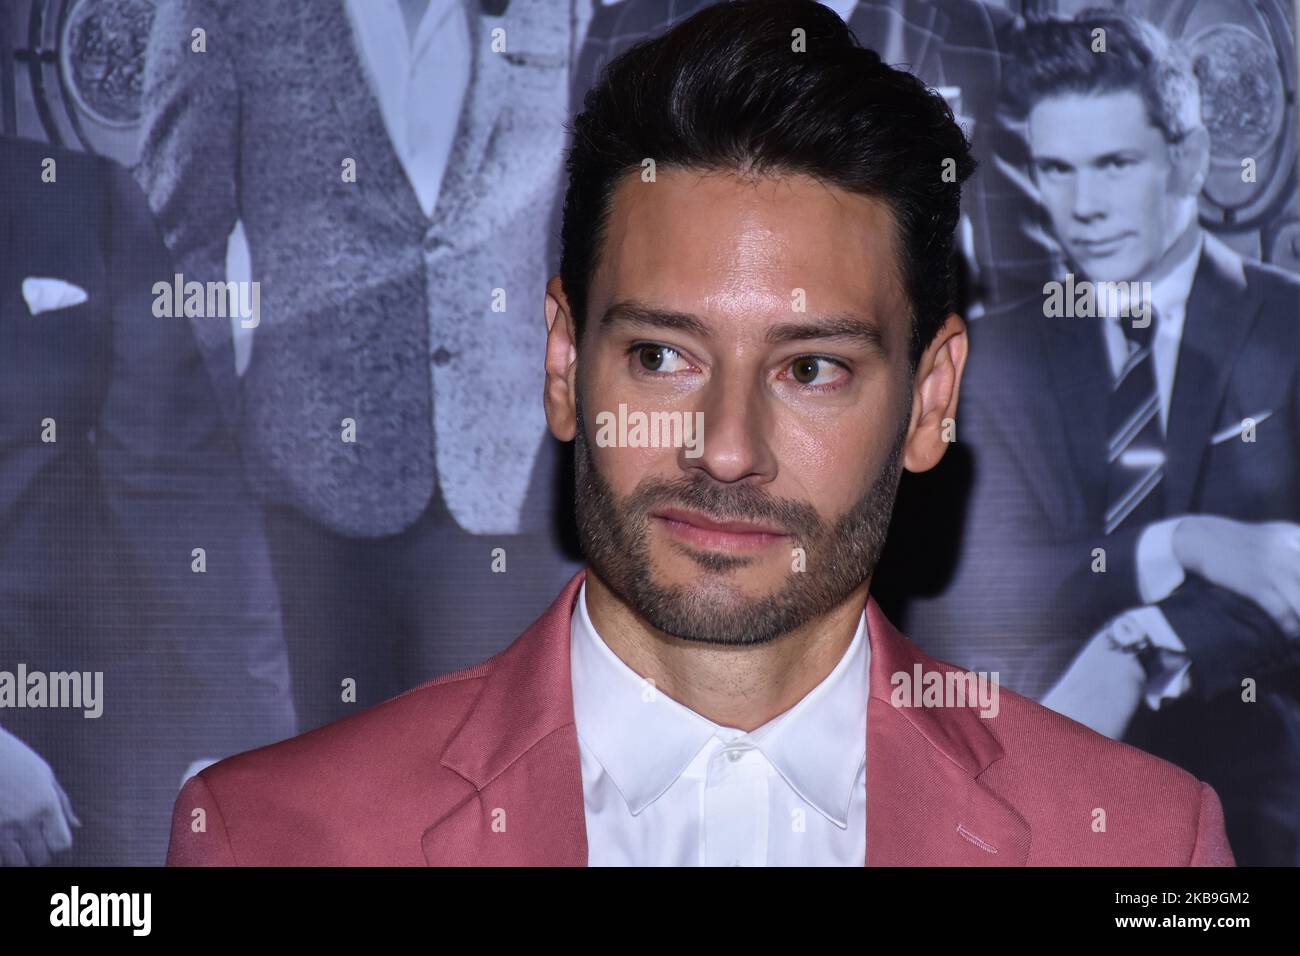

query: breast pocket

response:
[1201,405,1295,516]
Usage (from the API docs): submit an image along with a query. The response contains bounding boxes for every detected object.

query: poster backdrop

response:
[1,0,1297,865]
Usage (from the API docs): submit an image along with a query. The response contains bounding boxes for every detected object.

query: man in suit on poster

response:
[166,1,1232,866]
[135,0,588,734]
[894,13,1300,865]
[0,133,294,864]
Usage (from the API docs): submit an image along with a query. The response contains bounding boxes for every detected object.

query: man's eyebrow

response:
[599,302,711,338]
[599,301,886,351]
[764,315,886,352]
[1034,149,1140,169]
[1090,149,1140,165]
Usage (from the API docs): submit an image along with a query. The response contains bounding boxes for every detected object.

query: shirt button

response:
[726,749,744,762]
[431,346,453,366]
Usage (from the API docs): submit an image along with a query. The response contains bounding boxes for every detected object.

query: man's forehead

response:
[1028,89,1155,141]
[592,167,905,330]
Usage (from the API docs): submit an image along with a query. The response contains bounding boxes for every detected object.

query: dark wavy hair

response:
[559,0,976,369]
[1003,10,1203,144]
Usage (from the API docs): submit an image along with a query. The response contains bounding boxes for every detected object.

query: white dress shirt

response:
[570,579,869,866]
[344,0,471,218]
[1098,230,1206,704]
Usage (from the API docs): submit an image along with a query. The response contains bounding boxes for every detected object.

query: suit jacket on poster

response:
[887,233,1300,862]
[166,568,1234,866]
[135,0,576,537]
[897,233,1300,700]
[0,133,295,758]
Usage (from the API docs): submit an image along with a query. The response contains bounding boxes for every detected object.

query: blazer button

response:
[423,232,445,253]
[431,346,453,366]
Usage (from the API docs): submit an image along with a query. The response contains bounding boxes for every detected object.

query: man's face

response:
[564,168,919,647]
[1027,90,1179,283]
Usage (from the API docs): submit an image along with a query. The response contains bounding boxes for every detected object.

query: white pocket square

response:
[22,276,88,315]
[1210,409,1274,444]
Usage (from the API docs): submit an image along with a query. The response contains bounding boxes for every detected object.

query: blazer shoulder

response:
[991,687,1197,782]
[167,667,496,864]
[962,294,1050,389]
[983,689,1231,863]
[206,665,491,785]
[0,134,117,198]
[1242,255,1300,309]
[969,292,1049,337]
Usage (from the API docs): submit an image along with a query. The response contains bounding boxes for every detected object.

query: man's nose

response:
[1070,170,1108,222]
[680,370,777,485]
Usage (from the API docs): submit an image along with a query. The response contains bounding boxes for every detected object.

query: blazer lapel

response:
[1162,235,1263,514]
[864,600,1031,866]
[421,571,589,865]
[421,568,1031,866]
[424,1,513,234]
[1042,311,1112,523]
[974,307,1110,531]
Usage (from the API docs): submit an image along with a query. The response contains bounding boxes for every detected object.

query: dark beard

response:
[572,385,909,646]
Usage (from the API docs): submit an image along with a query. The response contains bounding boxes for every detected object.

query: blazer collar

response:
[1042,297,1112,518]
[1163,232,1263,513]
[422,568,1029,865]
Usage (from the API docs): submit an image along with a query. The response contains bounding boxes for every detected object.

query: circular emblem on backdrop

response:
[59,0,156,127]
[1187,23,1285,160]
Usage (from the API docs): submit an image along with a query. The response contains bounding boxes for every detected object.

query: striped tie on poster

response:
[1105,308,1165,535]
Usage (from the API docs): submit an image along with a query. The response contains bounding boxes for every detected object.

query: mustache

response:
[625,475,822,537]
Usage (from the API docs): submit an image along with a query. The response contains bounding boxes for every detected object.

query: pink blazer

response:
[166,568,1234,865]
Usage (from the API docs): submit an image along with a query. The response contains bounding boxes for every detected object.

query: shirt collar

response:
[569,579,869,827]
[1098,229,1203,329]
[1148,228,1204,329]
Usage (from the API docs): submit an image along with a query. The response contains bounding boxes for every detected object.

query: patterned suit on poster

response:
[134,0,588,732]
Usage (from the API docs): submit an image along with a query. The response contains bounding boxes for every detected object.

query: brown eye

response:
[791,357,821,384]
[639,345,666,371]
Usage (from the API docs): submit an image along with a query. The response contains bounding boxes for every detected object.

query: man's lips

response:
[652,507,789,551]
[1073,233,1131,254]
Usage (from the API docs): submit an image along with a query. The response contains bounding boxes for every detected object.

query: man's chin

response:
[650,546,790,593]
[631,566,794,627]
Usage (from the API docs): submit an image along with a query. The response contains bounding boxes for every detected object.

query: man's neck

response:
[582,570,870,732]
[1144,219,1203,289]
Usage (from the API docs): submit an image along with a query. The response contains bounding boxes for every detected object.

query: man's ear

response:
[544,275,580,441]
[902,312,968,474]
